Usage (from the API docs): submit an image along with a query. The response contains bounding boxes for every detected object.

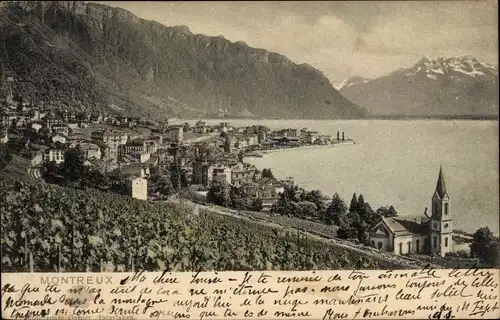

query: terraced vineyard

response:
[1,177,414,272]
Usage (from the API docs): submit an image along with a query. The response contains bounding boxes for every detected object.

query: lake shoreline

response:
[245,140,356,157]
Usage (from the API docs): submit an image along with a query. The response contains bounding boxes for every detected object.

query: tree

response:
[388,205,397,217]
[62,148,87,183]
[376,205,398,218]
[0,143,12,170]
[326,193,347,225]
[150,172,174,198]
[357,194,366,218]
[250,198,263,212]
[349,193,358,213]
[470,227,500,266]
[296,201,317,218]
[224,135,231,153]
[207,180,231,207]
[169,163,187,191]
[262,168,275,180]
[336,211,362,240]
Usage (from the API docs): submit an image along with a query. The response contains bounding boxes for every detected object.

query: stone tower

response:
[429,166,452,257]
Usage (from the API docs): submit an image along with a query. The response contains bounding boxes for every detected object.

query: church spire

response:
[435,165,447,198]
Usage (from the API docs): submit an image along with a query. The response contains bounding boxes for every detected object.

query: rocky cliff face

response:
[339,57,499,118]
[0,1,366,119]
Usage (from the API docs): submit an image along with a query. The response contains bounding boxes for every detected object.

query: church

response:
[368,166,453,257]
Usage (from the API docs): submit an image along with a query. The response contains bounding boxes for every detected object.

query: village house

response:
[305,131,319,144]
[118,139,158,160]
[369,167,453,257]
[0,129,9,144]
[127,176,148,201]
[230,162,257,187]
[90,113,103,124]
[30,122,43,133]
[194,120,208,134]
[1,111,17,127]
[119,152,151,164]
[219,122,231,133]
[91,129,128,160]
[77,142,102,160]
[50,123,69,137]
[42,114,63,129]
[275,128,299,138]
[41,146,65,164]
[300,128,311,136]
[50,133,67,144]
[208,164,232,185]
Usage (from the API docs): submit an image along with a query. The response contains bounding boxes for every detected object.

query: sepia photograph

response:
[0,0,498,278]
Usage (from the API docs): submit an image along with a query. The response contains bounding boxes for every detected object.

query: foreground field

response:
[1,177,422,272]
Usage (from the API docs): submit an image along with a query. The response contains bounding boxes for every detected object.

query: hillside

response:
[0,1,366,119]
[0,177,423,272]
[339,56,499,118]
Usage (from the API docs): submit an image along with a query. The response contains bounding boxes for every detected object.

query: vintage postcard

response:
[1,1,499,319]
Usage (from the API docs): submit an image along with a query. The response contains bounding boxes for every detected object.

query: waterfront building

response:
[368,167,453,257]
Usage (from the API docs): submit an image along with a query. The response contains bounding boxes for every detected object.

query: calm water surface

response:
[182,119,499,235]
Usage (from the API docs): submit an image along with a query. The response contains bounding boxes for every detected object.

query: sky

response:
[91,1,498,85]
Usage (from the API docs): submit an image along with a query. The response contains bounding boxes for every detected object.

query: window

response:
[371,241,375,247]
[399,243,403,254]
[445,237,448,247]
[416,240,420,254]
[444,223,449,230]
[433,236,438,248]
[407,242,411,254]
[444,203,449,215]
[378,242,383,250]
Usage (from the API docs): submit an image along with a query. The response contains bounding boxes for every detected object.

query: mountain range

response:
[0,1,366,119]
[339,56,499,118]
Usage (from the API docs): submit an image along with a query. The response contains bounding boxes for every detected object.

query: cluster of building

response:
[1,90,345,207]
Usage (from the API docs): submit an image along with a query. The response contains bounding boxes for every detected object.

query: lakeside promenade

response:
[245,139,355,157]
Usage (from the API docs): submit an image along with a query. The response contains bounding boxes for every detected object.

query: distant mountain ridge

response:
[0,1,366,119]
[339,56,499,117]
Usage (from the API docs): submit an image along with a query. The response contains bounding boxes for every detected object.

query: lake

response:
[182,119,499,235]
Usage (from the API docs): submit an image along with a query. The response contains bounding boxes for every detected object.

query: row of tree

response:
[269,182,397,243]
[205,177,399,245]
[206,179,263,212]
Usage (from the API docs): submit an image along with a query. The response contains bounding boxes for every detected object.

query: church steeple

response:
[435,165,448,199]
[429,165,452,257]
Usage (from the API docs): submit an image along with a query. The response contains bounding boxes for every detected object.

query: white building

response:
[127,176,148,200]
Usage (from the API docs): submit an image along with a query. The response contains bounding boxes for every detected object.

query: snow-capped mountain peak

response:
[336,76,370,90]
[410,56,498,80]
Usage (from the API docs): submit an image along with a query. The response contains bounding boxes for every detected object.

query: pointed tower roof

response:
[435,165,447,198]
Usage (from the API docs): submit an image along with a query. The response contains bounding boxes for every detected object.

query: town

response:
[0,91,351,209]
